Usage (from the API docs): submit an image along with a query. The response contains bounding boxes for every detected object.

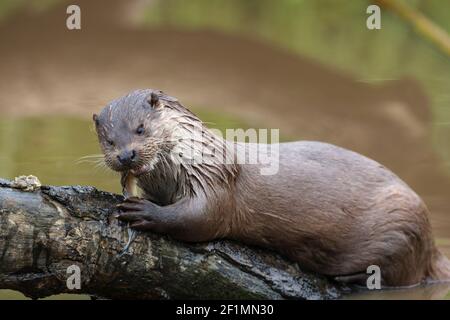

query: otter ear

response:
[147,91,163,109]
[93,114,99,126]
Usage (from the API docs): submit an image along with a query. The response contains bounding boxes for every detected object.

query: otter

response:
[93,89,450,287]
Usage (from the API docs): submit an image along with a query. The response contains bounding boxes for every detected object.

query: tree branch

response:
[376,0,450,56]
[0,177,343,299]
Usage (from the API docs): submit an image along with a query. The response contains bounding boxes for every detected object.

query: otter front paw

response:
[116,197,165,232]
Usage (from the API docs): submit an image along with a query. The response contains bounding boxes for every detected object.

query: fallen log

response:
[0,177,343,300]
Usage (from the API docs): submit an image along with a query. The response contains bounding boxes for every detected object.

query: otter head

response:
[93,89,173,176]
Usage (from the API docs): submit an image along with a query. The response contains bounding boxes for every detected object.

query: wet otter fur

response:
[93,89,450,287]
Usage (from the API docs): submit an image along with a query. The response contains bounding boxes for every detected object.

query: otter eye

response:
[136,124,145,135]
[107,139,114,146]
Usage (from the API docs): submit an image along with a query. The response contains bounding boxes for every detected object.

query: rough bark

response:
[0,178,343,300]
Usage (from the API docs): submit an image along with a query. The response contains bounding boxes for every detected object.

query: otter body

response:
[94,89,450,287]
[234,141,435,285]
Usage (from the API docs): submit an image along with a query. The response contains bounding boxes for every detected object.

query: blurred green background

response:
[0,0,449,299]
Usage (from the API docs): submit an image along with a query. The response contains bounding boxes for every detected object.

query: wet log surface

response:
[0,178,344,300]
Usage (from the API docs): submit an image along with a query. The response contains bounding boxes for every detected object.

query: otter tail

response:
[427,249,450,282]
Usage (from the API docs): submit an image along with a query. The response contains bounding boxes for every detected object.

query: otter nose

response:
[117,149,136,166]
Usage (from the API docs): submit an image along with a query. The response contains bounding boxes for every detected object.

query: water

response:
[0,0,449,299]
[0,117,117,193]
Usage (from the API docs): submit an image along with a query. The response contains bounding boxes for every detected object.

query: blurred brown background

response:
[0,0,449,299]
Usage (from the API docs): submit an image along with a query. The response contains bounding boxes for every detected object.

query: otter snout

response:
[117,149,137,167]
